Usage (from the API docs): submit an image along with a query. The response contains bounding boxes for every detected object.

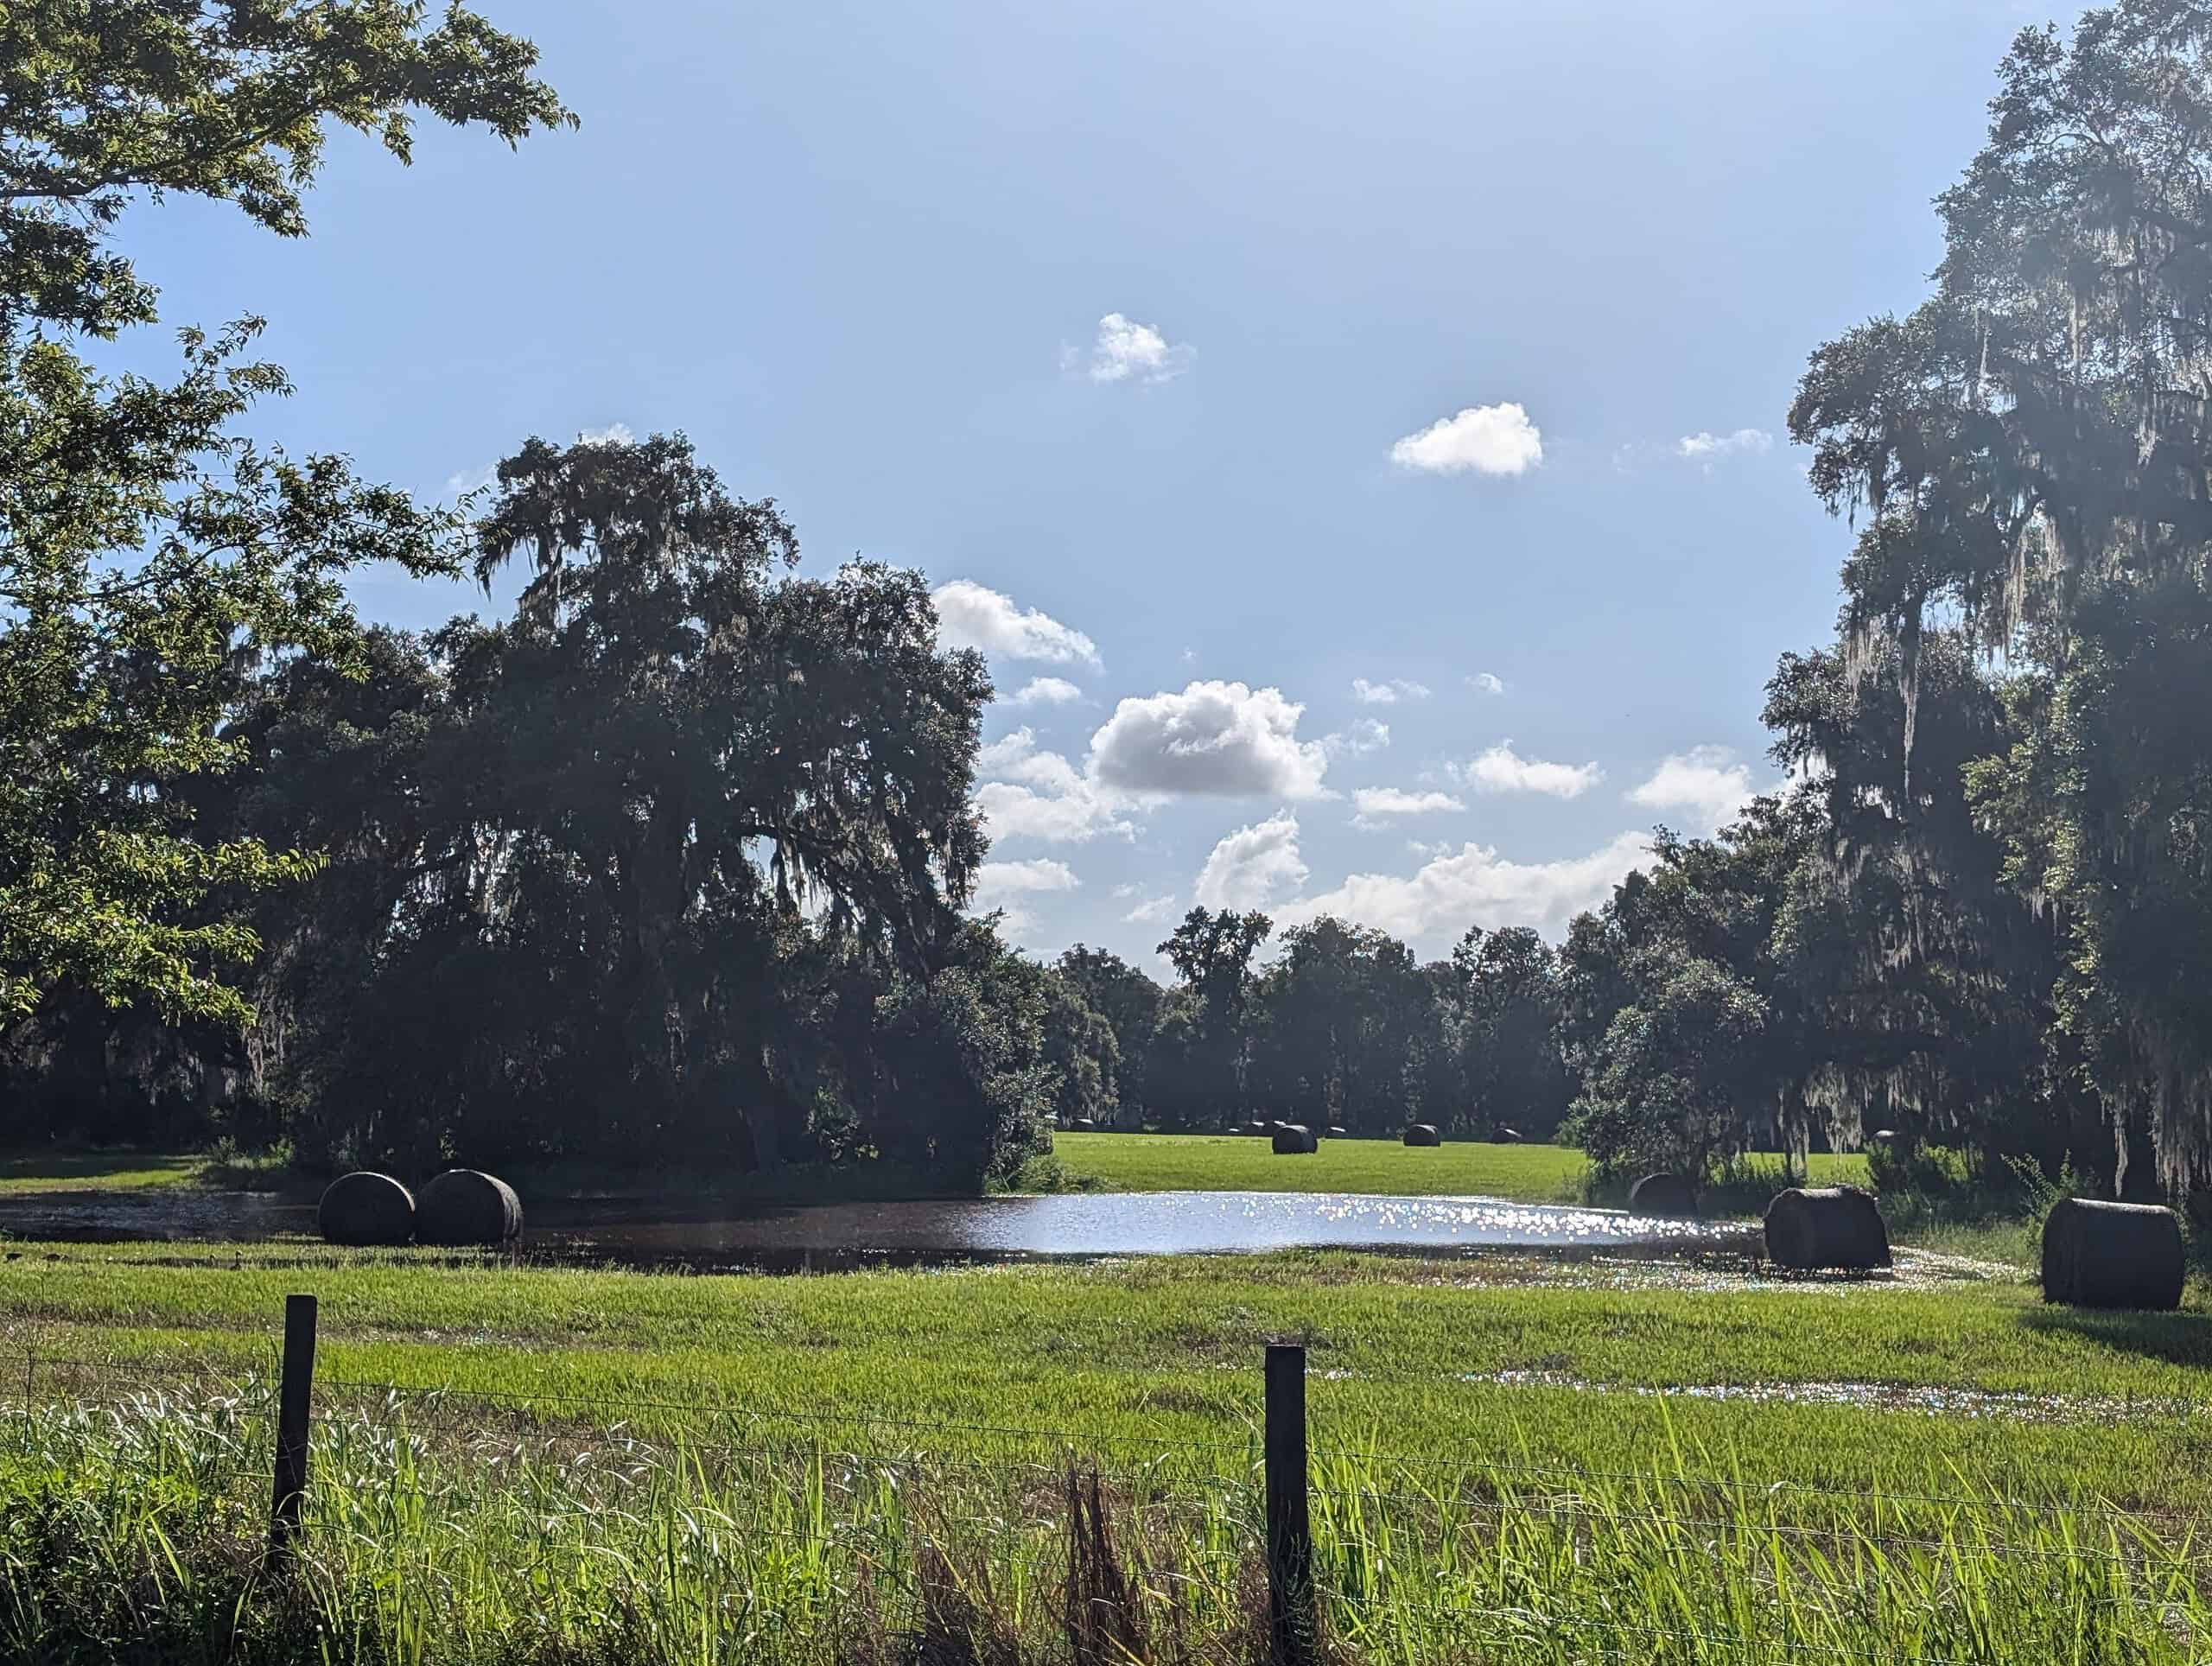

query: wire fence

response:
[7,1314,2212,1665]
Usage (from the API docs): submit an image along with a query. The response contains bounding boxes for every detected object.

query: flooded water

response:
[0,1186,1755,1269]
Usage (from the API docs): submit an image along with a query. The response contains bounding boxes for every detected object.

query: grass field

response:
[1050,1131,1874,1205]
[7,1237,2212,1662]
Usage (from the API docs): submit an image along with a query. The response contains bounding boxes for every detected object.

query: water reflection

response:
[0,1186,1756,1269]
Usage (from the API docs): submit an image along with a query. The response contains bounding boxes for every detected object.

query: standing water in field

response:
[0,1186,1753,1266]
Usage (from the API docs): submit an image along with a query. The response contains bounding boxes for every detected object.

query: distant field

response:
[1052,1130,1872,1208]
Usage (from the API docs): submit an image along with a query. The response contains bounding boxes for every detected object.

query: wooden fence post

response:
[266,1294,318,1571]
[1265,1343,1315,1666]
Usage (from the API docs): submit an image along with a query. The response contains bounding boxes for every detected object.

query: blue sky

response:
[136,0,2026,970]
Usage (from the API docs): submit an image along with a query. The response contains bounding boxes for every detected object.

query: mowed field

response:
[1051,1130,1872,1203]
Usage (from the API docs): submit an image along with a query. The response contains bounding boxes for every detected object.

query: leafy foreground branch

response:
[4,1388,2209,1665]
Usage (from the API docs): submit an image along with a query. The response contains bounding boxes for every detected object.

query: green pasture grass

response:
[6,1244,2211,1504]
[10,1245,2212,1660]
[0,1148,207,1193]
[11,1387,2209,1665]
[1052,1131,1873,1207]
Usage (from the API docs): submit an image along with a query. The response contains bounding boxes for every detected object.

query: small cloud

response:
[1122,893,1180,925]
[1675,428,1773,473]
[969,856,1080,939]
[1323,718,1391,759]
[1469,671,1506,696]
[1080,312,1193,385]
[445,463,498,498]
[1389,403,1543,478]
[580,422,636,446]
[1459,741,1603,799]
[1351,677,1432,706]
[1009,676,1083,707]
[1181,647,1198,664]
[1626,745,1758,833]
[1090,680,1332,799]
[1193,811,1307,910]
[932,580,1102,669]
[1351,787,1465,830]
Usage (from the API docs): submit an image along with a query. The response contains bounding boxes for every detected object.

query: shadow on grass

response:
[0,1148,199,1187]
[2018,1303,2212,1368]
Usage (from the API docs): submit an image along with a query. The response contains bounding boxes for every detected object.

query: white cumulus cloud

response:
[579,422,635,446]
[1090,681,1331,799]
[1081,312,1193,384]
[1122,893,1181,925]
[1626,746,1759,833]
[1676,428,1773,466]
[1008,676,1082,707]
[1459,741,1603,798]
[1351,787,1465,830]
[1323,718,1391,758]
[969,856,1079,941]
[1194,811,1309,910]
[1280,830,1654,949]
[1470,671,1506,696]
[1389,403,1543,477]
[932,580,1102,669]
[974,729,1135,845]
[1351,677,1432,705]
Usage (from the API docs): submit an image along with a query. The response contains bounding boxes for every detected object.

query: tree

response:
[1249,917,1429,1133]
[1448,925,1572,1140]
[1055,944,1163,1117]
[1789,0,2212,1194]
[1153,907,1272,1127]
[0,1,571,1025]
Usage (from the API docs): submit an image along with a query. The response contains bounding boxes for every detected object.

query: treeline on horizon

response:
[9,3,2212,1208]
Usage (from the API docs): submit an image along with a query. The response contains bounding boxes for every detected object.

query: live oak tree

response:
[0,2,570,1026]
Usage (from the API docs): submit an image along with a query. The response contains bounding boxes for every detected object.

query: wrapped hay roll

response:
[1243,1120,1272,1136]
[1271,1124,1317,1154]
[1402,1123,1441,1147]
[1764,1186,1891,1271]
[317,1171,416,1246]
[1629,1173,1697,1219]
[2041,1197,2183,1311]
[1327,1125,1349,1137]
[1071,1117,1096,1131]
[1493,1127,1523,1145]
[417,1168,524,1247]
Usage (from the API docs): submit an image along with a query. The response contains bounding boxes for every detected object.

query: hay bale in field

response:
[416,1168,524,1247]
[1243,1120,1271,1136]
[2041,1197,2183,1310]
[317,1171,415,1246]
[1272,1124,1317,1154]
[1327,1125,1348,1138]
[1764,1185,1891,1271]
[1493,1127,1523,1145]
[1402,1123,1441,1147]
[1071,1118,1097,1131]
[1869,1129,1899,1143]
[1629,1173,1698,1219]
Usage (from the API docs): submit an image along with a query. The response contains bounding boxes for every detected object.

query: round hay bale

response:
[416,1169,524,1247]
[1869,1129,1899,1143]
[317,1171,415,1247]
[1629,1173,1698,1219]
[1242,1120,1271,1137]
[1071,1117,1096,1131]
[1271,1124,1318,1154]
[1327,1125,1349,1138]
[2041,1197,2183,1310]
[1493,1127,1523,1145]
[1402,1123,1441,1148]
[1764,1186,1891,1271]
